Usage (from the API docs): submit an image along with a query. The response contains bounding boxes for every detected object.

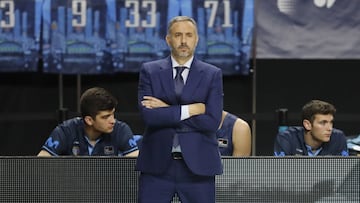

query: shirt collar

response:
[170,56,194,69]
[305,144,322,156]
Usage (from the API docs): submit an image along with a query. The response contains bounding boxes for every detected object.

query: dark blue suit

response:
[136,56,223,202]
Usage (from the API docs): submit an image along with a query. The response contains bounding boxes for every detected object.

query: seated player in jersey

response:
[274,100,349,156]
[37,87,140,156]
[217,110,252,156]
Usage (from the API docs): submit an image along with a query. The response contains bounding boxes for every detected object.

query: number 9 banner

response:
[42,0,113,74]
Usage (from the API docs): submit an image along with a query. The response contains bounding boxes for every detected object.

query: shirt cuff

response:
[180,105,190,120]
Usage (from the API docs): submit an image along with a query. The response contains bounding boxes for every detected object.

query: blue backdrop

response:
[0,0,254,75]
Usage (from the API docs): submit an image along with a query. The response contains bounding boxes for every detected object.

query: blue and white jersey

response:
[216,112,237,156]
[274,126,349,156]
[41,117,141,156]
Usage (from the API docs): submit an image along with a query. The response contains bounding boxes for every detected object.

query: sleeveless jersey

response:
[216,113,237,156]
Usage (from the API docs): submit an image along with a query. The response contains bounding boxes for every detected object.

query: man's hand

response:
[141,96,169,109]
[189,103,205,116]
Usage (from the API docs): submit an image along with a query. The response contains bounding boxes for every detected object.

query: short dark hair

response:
[301,100,336,123]
[80,87,118,119]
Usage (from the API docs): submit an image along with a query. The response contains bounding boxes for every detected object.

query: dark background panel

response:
[0,120,57,156]
[256,59,360,114]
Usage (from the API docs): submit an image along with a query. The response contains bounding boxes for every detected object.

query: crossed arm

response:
[141,96,205,116]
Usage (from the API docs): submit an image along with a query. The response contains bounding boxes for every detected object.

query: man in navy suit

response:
[136,16,223,203]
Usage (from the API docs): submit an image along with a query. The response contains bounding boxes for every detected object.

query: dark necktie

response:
[173,66,186,149]
[174,66,186,100]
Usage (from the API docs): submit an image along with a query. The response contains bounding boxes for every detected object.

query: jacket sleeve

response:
[137,63,182,128]
[335,130,349,156]
[181,68,223,133]
[274,131,292,156]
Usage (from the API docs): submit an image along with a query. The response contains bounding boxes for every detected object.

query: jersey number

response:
[0,0,15,28]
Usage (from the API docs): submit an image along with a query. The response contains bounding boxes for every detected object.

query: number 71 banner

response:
[0,0,42,72]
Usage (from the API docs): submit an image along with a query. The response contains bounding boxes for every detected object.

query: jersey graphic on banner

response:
[106,0,167,72]
[0,0,41,72]
[200,0,253,75]
[42,0,112,74]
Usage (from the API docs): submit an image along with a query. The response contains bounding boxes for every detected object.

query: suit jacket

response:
[136,56,223,176]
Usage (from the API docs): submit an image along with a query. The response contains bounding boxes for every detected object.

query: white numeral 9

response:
[72,0,87,27]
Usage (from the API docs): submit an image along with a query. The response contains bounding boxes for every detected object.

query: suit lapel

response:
[158,57,178,102]
[183,59,204,99]
[157,57,204,103]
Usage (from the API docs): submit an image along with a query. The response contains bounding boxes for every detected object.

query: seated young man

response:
[274,100,349,156]
[38,87,140,156]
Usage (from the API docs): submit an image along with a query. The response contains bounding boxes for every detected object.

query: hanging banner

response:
[256,0,360,59]
[42,0,113,74]
[0,0,42,72]
[105,0,168,73]
[41,0,253,75]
